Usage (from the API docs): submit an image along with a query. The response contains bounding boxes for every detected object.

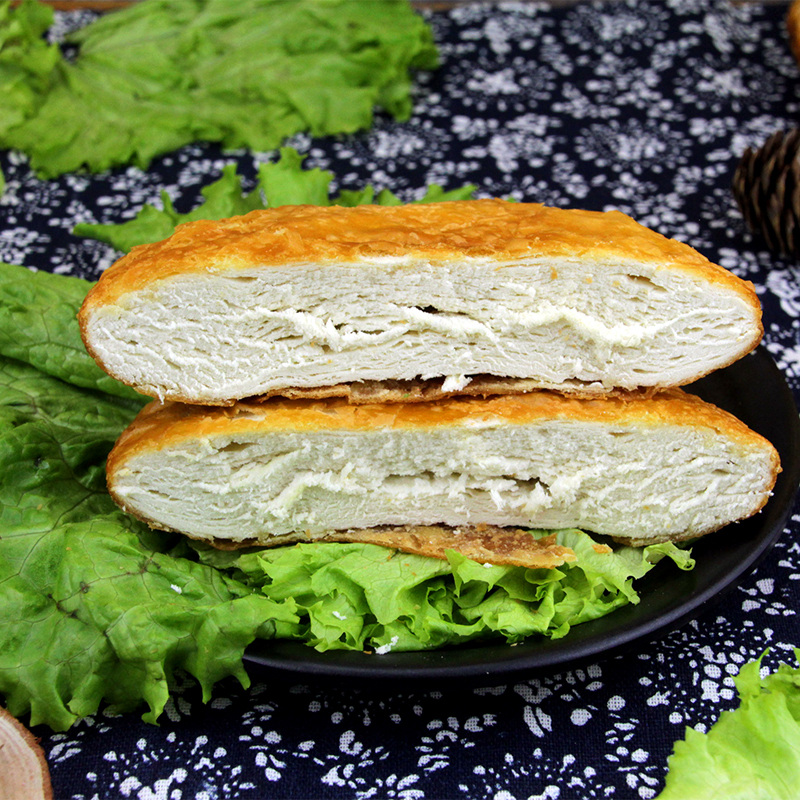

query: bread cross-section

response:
[79,200,762,405]
[106,389,780,560]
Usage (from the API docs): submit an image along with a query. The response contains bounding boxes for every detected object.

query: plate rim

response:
[243,347,800,681]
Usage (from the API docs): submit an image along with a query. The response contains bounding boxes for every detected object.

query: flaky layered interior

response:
[84,255,761,404]
[108,396,779,547]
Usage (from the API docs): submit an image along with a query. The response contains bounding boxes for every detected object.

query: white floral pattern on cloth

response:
[3,0,800,798]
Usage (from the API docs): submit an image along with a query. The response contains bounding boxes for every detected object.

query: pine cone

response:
[788,0,800,69]
[732,128,800,257]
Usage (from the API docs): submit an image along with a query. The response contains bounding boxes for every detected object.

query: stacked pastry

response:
[79,199,780,568]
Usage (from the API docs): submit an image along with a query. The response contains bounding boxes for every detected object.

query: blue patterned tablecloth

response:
[4,1,800,798]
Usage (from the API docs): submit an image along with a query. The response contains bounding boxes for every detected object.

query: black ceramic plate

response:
[244,347,800,682]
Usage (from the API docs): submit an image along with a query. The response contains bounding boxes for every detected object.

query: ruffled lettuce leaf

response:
[0,0,62,136]
[0,0,438,177]
[658,652,800,799]
[73,147,478,252]
[0,263,145,399]
[194,533,694,654]
[0,269,298,731]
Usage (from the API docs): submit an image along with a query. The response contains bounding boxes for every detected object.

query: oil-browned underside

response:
[198,523,588,569]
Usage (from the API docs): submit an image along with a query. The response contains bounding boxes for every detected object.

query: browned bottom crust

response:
[249,375,656,405]
[608,529,703,548]
[194,523,586,569]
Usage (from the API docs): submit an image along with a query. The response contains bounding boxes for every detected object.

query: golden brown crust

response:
[107,388,778,474]
[79,199,760,319]
[193,524,580,569]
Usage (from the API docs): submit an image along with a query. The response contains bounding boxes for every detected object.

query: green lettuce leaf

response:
[658,651,800,799]
[0,0,62,136]
[0,262,146,400]
[0,354,298,731]
[0,0,438,177]
[0,265,299,730]
[73,147,478,252]
[194,533,693,654]
[72,164,264,252]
